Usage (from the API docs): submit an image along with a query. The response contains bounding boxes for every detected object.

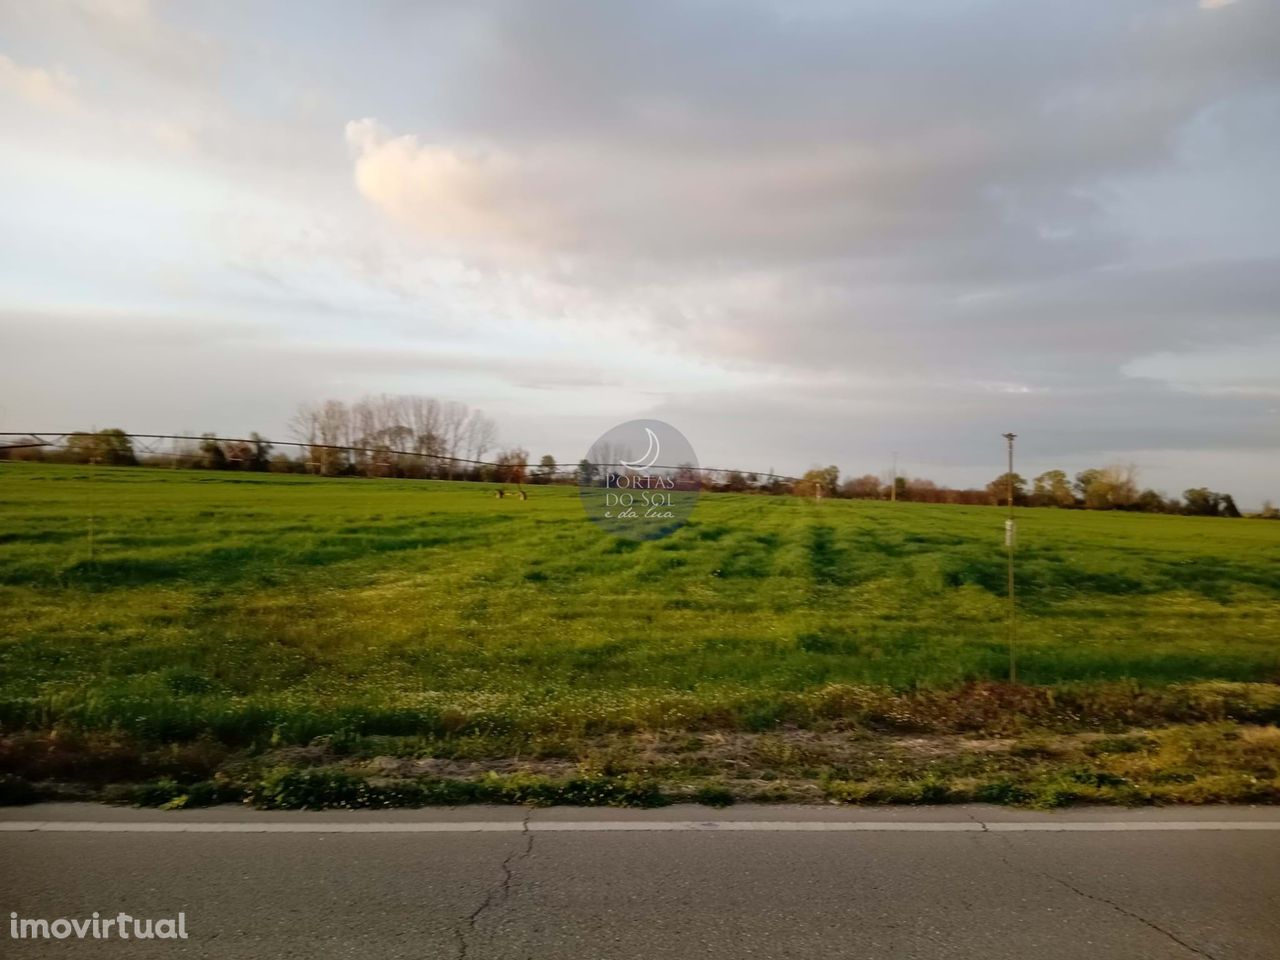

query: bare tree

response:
[494,447,529,485]
[291,395,498,478]
[464,410,497,465]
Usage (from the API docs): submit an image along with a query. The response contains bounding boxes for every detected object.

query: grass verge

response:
[3,689,1278,810]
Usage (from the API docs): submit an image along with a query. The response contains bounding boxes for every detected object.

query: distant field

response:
[2,462,1279,806]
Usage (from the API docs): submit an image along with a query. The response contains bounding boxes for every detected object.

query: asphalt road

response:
[3,804,1279,959]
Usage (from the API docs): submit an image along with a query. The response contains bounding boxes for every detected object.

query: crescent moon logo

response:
[581,418,698,541]
[618,427,661,470]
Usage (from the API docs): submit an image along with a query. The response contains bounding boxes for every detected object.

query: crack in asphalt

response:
[1035,869,1218,960]
[980,822,1218,960]
[454,813,534,960]
[445,812,1222,959]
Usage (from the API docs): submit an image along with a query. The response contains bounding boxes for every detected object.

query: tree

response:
[247,432,272,471]
[1136,489,1171,513]
[494,447,529,485]
[535,455,557,484]
[65,429,137,466]
[797,466,839,499]
[198,433,228,470]
[291,395,497,478]
[1182,487,1221,517]
[904,477,939,502]
[0,436,47,462]
[1073,469,1101,501]
[464,410,497,464]
[1083,477,1112,509]
[840,474,881,499]
[1103,464,1139,509]
[986,472,1026,507]
[1260,500,1280,520]
[1074,464,1138,510]
[1180,488,1241,518]
[675,462,702,491]
[1032,470,1074,507]
[577,458,599,485]
[223,439,253,468]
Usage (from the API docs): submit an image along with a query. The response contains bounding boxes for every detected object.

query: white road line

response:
[1,820,1279,834]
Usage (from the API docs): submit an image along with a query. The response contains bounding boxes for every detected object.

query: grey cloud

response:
[345,0,1280,365]
[2,1,1277,504]
[374,0,1278,267]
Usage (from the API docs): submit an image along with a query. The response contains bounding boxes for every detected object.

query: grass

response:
[1,461,1278,806]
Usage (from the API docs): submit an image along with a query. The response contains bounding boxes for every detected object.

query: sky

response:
[1,0,1277,504]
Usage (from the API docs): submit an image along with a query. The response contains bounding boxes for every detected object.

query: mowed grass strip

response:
[1,462,1279,748]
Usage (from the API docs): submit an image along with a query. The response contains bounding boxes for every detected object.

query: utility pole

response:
[1002,433,1017,683]
[890,451,898,502]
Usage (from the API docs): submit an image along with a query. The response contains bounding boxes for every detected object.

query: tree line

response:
[2,402,1274,519]
[288,395,503,478]
[0,396,523,483]
[792,462,1270,519]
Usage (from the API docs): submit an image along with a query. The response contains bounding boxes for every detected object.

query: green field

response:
[2,462,1279,807]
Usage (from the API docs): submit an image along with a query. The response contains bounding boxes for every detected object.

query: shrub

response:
[0,774,39,805]
[692,785,735,808]
[243,768,669,810]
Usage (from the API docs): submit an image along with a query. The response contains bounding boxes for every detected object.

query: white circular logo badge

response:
[578,419,700,540]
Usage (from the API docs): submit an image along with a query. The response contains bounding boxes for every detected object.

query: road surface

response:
[2,804,1278,959]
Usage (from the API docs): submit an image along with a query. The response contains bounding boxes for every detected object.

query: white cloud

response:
[344,119,539,250]
[0,54,77,109]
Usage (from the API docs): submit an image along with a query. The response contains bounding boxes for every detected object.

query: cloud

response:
[346,113,1002,267]
[338,3,1280,363]
[0,54,77,109]
[2,1,1278,504]
[345,119,541,251]
[339,3,1278,283]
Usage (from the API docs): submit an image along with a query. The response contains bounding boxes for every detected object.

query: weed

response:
[692,784,735,807]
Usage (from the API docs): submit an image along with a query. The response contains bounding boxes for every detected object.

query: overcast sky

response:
[1,0,1277,503]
